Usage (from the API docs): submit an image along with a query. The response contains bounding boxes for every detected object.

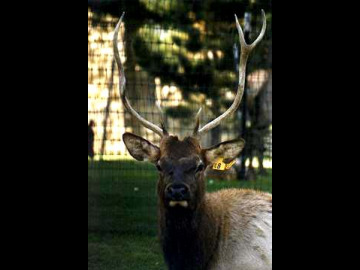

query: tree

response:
[89,0,272,174]
[130,0,272,146]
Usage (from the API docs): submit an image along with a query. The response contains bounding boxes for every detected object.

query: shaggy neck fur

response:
[158,200,220,270]
[157,135,221,270]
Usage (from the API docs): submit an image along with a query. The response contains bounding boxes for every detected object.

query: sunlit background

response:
[88,3,271,166]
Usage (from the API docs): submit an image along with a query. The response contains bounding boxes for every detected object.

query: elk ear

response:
[202,138,245,165]
[122,133,160,163]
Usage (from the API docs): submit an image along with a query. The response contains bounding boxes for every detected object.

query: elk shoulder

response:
[205,189,272,270]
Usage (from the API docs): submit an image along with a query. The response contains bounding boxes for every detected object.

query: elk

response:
[113,11,271,270]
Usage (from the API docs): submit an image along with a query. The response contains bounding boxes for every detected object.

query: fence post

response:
[100,58,116,159]
[238,12,251,180]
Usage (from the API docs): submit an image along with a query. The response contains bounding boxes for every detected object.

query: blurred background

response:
[88,0,272,269]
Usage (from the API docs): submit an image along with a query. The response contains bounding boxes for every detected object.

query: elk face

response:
[123,133,245,211]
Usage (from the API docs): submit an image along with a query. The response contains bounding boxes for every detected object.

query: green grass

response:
[88,160,272,269]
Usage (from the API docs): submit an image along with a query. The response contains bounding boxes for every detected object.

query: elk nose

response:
[166,184,189,200]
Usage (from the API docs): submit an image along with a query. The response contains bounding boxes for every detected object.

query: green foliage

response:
[89,0,272,116]
[186,28,202,52]
[164,105,193,119]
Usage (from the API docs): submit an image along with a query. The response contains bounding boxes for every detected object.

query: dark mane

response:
[159,205,219,270]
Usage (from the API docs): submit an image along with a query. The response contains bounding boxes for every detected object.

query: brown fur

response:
[122,133,272,269]
[160,136,202,158]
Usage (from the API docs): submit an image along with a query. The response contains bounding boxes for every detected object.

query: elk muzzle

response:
[165,184,190,207]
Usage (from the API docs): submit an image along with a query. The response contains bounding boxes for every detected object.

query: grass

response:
[88,160,272,270]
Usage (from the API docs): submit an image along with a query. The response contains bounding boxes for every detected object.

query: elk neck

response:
[158,198,221,270]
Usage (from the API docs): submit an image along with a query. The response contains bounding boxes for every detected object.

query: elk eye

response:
[196,162,205,173]
[156,162,162,172]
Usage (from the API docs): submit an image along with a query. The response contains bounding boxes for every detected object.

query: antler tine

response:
[155,101,169,136]
[192,107,202,137]
[196,10,266,136]
[235,10,266,51]
[113,12,164,137]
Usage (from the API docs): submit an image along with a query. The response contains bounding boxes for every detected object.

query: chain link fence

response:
[88,0,272,167]
[88,1,272,269]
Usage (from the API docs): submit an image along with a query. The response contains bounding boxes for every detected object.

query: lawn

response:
[88,160,272,270]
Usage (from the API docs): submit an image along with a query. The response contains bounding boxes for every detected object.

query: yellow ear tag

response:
[212,158,236,170]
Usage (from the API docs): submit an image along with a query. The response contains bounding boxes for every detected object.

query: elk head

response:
[113,11,266,211]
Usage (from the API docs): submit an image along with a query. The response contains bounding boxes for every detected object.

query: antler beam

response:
[194,10,266,137]
[113,12,166,137]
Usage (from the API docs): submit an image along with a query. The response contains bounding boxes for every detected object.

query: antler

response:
[194,10,266,137]
[113,12,167,137]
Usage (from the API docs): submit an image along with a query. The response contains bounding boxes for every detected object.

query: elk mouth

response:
[168,200,189,208]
